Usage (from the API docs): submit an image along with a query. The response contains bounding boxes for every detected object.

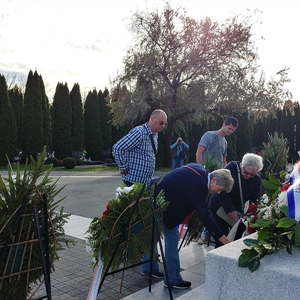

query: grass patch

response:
[0,164,170,173]
[0,164,119,172]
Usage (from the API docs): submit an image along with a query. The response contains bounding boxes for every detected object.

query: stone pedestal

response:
[206,234,300,300]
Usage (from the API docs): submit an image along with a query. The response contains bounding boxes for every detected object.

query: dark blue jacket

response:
[155,163,224,239]
[209,161,261,214]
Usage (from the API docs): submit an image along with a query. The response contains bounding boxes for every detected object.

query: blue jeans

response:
[141,247,160,274]
[163,224,182,285]
[172,157,185,170]
[141,225,183,286]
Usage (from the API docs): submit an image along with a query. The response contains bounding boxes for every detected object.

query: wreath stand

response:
[0,193,52,300]
[95,181,173,299]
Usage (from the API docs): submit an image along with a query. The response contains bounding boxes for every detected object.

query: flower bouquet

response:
[238,161,300,272]
[85,183,169,274]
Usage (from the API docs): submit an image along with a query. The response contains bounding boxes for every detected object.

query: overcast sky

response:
[0,0,299,101]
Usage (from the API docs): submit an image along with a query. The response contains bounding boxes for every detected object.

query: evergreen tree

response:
[84,90,102,160]
[52,83,72,159]
[294,102,300,161]
[187,120,209,163]
[98,88,111,158]
[22,70,43,162]
[281,101,296,161]
[0,75,17,165]
[70,83,83,151]
[8,85,23,149]
[39,75,51,151]
[235,112,252,160]
[252,117,267,148]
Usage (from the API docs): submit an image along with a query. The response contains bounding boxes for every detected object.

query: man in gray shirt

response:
[196,116,239,168]
[196,116,238,243]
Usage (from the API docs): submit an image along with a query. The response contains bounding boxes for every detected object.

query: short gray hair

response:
[241,153,263,172]
[210,169,234,193]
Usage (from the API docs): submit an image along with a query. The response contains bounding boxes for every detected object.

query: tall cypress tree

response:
[39,75,51,151]
[98,88,111,157]
[22,70,43,162]
[84,90,102,160]
[52,83,72,159]
[9,85,23,149]
[235,112,252,160]
[70,83,83,151]
[0,75,17,165]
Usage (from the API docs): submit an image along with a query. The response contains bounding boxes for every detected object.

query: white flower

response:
[277,190,288,206]
[261,194,270,204]
[115,185,134,198]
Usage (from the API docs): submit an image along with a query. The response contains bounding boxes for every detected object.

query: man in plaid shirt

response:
[112,109,167,187]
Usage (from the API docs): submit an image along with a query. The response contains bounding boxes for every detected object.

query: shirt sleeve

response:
[112,127,143,170]
[186,182,224,239]
[183,142,189,149]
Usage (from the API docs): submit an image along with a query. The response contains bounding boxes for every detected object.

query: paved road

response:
[52,171,122,218]
[0,169,167,219]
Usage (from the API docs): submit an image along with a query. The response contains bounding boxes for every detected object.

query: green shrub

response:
[62,157,76,169]
[44,156,59,167]
[76,159,87,166]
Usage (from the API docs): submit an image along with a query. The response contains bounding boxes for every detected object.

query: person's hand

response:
[227,211,238,222]
[119,169,128,175]
[219,235,231,245]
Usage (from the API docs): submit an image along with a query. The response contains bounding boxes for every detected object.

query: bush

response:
[44,157,59,167]
[62,157,76,169]
[76,159,87,166]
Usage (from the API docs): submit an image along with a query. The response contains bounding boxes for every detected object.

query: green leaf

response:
[280,204,288,217]
[238,249,258,267]
[262,179,280,191]
[251,218,273,228]
[243,238,259,247]
[248,256,261,273]
[286,242,293,255]
[253,244,266,255]
[294,223,300,246]
[277,217,297,228]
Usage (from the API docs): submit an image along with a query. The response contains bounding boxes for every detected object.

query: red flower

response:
[102,204,110,219]
[248,204,258,215]
[247,224,256,234]
[281,184,290,192]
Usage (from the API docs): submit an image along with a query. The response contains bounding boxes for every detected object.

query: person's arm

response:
[112,127,142,172]
[183,142,189,149]
[222,156,227,167]
[196,145,206,164]
[170,142,177,149]
[218,235,230,245]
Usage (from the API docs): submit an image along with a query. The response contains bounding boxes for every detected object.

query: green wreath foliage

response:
[86,183,169,274]
[0,147,74,300]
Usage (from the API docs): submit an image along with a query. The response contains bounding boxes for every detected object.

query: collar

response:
[207,173,210,189]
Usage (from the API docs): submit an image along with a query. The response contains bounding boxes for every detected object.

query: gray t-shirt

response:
[198,131,227,167]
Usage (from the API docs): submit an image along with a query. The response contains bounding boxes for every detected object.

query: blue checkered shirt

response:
[112,122,158,186]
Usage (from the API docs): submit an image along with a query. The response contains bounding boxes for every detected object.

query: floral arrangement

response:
[238,162,300,272]
[85,183,169,274]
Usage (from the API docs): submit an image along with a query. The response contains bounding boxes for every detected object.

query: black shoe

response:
[164,280,191,289]
[142,271,164,279]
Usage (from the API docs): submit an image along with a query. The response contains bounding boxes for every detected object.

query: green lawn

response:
[0,164,170,173]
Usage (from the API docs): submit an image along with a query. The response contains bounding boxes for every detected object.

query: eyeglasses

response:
[242,167,256,178]
[159,121,168,125]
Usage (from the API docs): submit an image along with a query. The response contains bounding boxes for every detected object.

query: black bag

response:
[179,150,186,159]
